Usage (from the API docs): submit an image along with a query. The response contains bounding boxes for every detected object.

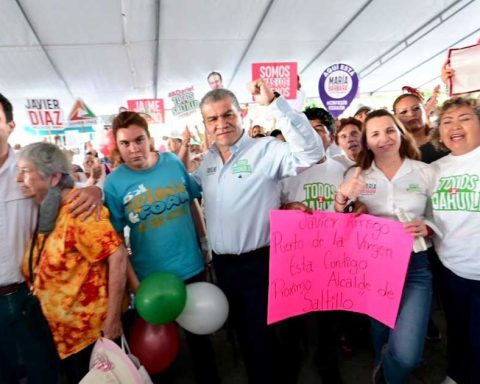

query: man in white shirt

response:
[0,93,60,383]
[191,80,323,383]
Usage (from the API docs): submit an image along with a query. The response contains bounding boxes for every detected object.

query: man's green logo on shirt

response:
[232,159,252,174]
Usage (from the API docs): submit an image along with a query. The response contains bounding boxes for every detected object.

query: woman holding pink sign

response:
[335,109,434,384]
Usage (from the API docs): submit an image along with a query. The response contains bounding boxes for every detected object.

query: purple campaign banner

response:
[318,63,359,117]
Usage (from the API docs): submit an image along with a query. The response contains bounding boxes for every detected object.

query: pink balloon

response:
[128,318,180,374]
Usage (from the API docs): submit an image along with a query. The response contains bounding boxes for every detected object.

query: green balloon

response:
[136,272,187,324]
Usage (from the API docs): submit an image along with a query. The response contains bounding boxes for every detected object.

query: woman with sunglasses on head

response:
[427,97,480,384]
[393,92,449,164]
[335,109,434,384]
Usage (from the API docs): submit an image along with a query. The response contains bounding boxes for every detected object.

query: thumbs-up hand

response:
[339,167,365,201]
[182,126,192,143]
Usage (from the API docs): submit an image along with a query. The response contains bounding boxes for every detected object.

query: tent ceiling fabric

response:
[0,0,478,122]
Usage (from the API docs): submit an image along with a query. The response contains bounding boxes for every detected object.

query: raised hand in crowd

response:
[247,78,276,106]
[441,58,455,86]
[425,84,441,116]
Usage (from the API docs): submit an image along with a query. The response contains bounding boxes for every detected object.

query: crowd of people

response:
[0,60,479,384]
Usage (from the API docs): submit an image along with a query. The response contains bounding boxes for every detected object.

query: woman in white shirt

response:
[335,109,433,384]
[427,97,480,384]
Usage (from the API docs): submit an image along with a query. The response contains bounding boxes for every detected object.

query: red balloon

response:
[106,130,116,151]
[99,143,110,157]
[128,318,180,374]
[99,130,116,157]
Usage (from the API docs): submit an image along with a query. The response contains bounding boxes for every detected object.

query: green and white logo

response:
[406,183,422,193]
[232,159,252,174]
[303,182,337,211]
[432,174,480,212]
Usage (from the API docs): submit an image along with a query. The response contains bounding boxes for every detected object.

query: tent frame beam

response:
[15,0,74,98]
[360,0,475,81]
[227,0,275,88]
[300,0,373,74]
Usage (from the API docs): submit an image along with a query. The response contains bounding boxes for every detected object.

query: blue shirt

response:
[192,96,324,255]
[104,152,203,280]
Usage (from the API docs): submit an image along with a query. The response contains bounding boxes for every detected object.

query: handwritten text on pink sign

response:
[268,211,413,328]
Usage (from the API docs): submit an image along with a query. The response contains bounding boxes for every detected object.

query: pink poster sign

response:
[268,210,414,328]
[252,62,297,99]
[127,99,165,123]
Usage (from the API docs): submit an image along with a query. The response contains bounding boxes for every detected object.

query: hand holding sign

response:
[403,219,429,238]
[281,201,313,214]
[441,58,455,86]
[247,79,275,106]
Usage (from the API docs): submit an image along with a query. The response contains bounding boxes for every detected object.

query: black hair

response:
[303,107,335,134]
[0,93,14,122]
[270,129,283,137]
[207,71,223,81]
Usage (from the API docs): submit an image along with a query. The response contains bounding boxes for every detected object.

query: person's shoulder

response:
[161,151,178,162]
[407,158,429,170]
[73,206,119,236]
[429,153,452,168]
[160,151,186,170]
[325,156,345,171]
[262,136,281,145]
[103,164,132,189]
[258,136,286,153]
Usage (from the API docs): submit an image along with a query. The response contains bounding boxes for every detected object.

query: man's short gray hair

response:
[200,88,241,113]
[18,142,71,178]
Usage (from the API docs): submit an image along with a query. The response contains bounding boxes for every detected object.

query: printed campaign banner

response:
[318,63,359,117]
[168,86,199,117]
[127,98,165,123]
[252,62,297,100]
[268,210,413,328]
[67,99,97,126]
[25,98,64,128]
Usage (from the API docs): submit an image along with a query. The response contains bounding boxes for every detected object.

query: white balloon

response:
[176,282,229,335]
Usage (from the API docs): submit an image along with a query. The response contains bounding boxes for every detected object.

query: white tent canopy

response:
[1,0,479,129]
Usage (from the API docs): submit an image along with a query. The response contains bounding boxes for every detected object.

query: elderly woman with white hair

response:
[16,142,127,383]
